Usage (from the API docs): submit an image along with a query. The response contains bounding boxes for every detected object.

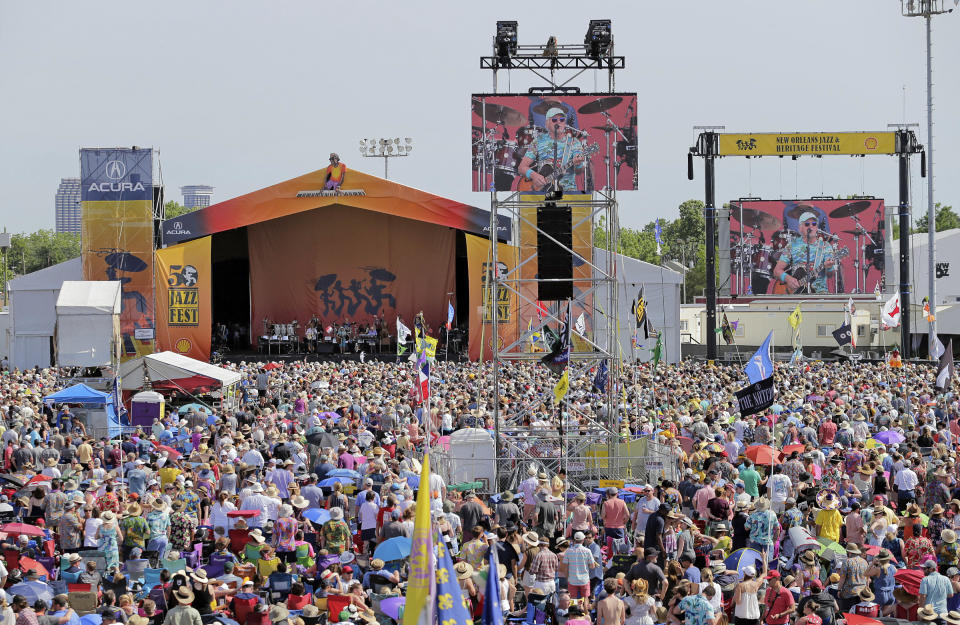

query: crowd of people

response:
[0,356,955,625]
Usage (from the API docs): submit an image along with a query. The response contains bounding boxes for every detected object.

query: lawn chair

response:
[141,568,164,593]
[70,591,99,616]
[3,549,20,571]
[162,558,187,574]
[148,585,168,616]
[124,558,150,582]
[231,595,259,624]
[185,543,204,569]
[36,556,57,579]
[229,529,252,555]
[68,583,96,593]
[326,595,351,622]
[266,572,293,603]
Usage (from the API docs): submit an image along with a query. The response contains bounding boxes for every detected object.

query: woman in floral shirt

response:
[57,500,84,552]
[321,507,351,555]
[904,522,936,568]
[274,504,299,563]
[168,499,197,554]
[939,528,960,570]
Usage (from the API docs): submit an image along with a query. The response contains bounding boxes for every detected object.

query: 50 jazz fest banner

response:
[80,148,155,360]
[155,237,212,362]
[466,234,519,361]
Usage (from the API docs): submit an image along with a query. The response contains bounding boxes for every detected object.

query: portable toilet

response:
[130,390,165,428]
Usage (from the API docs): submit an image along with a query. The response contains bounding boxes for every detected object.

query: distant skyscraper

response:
[181,185,214,210]
[55,178,81,233]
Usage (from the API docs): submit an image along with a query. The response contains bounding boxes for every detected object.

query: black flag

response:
[832,323,852,346]
[937,339,954,392]
[632,287,652,340]
[735,376,775,417]
[540,301,571,375]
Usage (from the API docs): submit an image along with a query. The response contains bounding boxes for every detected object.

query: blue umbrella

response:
[724,548,766,580]
[302,508,331,524]
[178,403,212,415]
[80,616,103,625]
[374,536,412,562]
[403,474,420,489]
[319,476,356,487]
[873,430,905,445]
[326,469,361,479]
[8,580,53,606]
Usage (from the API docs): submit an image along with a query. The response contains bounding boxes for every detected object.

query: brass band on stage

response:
[260,316,389,355]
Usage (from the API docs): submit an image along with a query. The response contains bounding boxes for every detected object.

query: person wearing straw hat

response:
[836,544,868,613]
[851,587,879,618]
[119,501,150,559]
[865,549,897,616]
[165,585,202,625]
[96,510,123,572]
[917,604,941,623]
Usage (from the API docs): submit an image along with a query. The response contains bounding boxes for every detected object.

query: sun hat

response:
[269,605,290,623]
[944,529,958,544]
[330,507,343,521]
[291,495,309,509]
[942,611,960,625]
[522,531,539,547]
[743,565,756,578]
[339,552,355,565]
[800,551,817,565]
[190,570,209,584]
[859,587,875,602]
[454,562,474,580]
[918,605,940,621]
[125,502,142,516]
[173,586,195,605]
[249,529,266,544]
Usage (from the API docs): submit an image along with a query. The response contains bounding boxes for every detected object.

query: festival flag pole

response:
[404,453,435,625]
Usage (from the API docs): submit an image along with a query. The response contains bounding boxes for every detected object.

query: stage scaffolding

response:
[480,25,627,491]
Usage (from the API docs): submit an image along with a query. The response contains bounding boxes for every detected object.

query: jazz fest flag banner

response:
[466,234,519,360]
[404,453,435,625]
[553,368,570,405]
[81,148,155,360]
[435,522,474,625]
[155,237,212,361]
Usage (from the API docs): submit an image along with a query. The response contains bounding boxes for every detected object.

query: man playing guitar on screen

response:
[773,209,837,294]
[517,106,586,192]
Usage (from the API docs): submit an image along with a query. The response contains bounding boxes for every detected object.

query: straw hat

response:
[859,587,875,602]
[454,562,474,580]
[875,549,892,563]
[249,529,266,544]
[125,502,142,516]
[190,569,209,584]
[943,529,958,545]
[290,495,309,509]
[173,586,195,605]
[45,457,58,467]
[943,611,960,625]
[845,544,861,555]
[330,507,344,521]
[101,511,117,523]
[522,531,540,547]
[816,489,841,510]
[918,605,940,621]
[799,550,817,565]
[269,605,290,623]
[932,504,946,516]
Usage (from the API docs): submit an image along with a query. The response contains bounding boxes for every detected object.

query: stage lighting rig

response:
[584,19,612,59]
[495,21,518,67]
[359,138,413,179]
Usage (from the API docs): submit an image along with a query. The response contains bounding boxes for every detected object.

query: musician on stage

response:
[304,324,317,353]
[518,106,586,191]
[773,209,837,294]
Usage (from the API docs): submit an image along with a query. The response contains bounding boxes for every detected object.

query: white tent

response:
[9,257,82,370]
[55,281,122,367]
[118,350,241,395]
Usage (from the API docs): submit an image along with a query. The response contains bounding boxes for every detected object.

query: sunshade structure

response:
[745,444,780,466]
[119,351,241,395]
[43,383,125,439]
[374,536,412,562]
[873,430,906,445]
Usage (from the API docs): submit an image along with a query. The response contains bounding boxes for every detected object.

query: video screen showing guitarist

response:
[518,106,586,192]
[773,209,837,294]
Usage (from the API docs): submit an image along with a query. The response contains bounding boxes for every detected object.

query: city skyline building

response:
[54,177,81,233]
[181,185,214,210]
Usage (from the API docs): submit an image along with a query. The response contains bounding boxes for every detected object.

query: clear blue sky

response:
[0,1,957,233]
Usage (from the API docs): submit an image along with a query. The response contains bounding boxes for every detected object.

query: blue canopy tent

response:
[43,383,126,439]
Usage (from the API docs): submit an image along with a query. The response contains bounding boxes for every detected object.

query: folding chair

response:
[68,583,97,593]
[202,561,226,579]
[148,585,168,616]
[185,543,204,569]
[36,556,57,579]
[124,558,150,582]
[326,595,351,622]
[70,591,99,616]
[231,595,259,625]
[229,529,252,555]
[266,572,293,603]
[141,568,165,593]
[61,569,82,584]
[162,558,187,574]
[3,549,20,571]
[244,542,263,563]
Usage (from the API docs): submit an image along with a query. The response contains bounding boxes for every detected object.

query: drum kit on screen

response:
[731,201,883,296]
[471,96,637,192]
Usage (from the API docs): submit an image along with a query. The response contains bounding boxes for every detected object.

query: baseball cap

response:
[766,570,781,579]
[923,559,937,569]
[644,547,658,558]
[948,567,960,577]
[573,531,585,542]
[545,107,566,120]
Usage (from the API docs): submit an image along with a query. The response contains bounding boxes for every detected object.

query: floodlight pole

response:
[898,131,913,359]
[689,130,721,362]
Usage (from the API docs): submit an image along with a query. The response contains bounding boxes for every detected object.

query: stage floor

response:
[215,349,467,365]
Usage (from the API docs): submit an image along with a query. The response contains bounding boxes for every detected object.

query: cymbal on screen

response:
[531,100,566,116]
[471,101,525,126]
[578,97,623,115]
[829,201,872,219]
[731,206,780,231]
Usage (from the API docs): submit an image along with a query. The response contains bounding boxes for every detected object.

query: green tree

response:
[0,229,81,295]
[915,203,959,233]
[163,201,199,220]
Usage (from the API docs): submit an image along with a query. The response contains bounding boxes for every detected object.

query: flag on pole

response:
[720,313,734,345]
[832,323,852,346]
[745,331,774,384]
[483,546,504,625]
[788,305,802,330]
[937,339,954,392]
[881,293,901,329]
[434,522,474,625]
[447,300,455,330]
[540,302,571,375]
[416,349,430,404]
[874,282,881,299]
[654,219,663,256]
[932,334,946,360]
[397,317,412,355]
[592,361,609,393]
[845,298,857,348]
[403,454,435,625]
[536,300,548,322]
[652,331,663,368]
[632,287,653,340]
[553,369,569,404]
[574,313,585,337]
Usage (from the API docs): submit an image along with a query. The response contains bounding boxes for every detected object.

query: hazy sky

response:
[1,1,957,234]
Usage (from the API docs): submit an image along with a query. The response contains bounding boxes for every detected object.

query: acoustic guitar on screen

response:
[516,145,600,192]
[772,248,849,295]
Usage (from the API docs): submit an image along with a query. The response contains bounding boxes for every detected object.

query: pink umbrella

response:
[156,445,182,458]
[0,522,44,537]
[436,436,451,450]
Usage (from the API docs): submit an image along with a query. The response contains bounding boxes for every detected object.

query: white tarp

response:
[118,351,241,391]
[55,281,121,367]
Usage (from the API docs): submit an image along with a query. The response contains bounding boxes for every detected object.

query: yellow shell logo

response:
[175,338,192,353]
[864,137,878,150]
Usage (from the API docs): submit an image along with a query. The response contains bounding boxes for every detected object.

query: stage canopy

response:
[161,167,508,245]
[118,351,240,393]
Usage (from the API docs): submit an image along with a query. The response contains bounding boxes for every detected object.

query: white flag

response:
[575,313,585,337]
[932,334,946,360]
[397,317,412,343]
[881,293,901,329]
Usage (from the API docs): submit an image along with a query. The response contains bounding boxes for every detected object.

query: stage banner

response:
[717,132,896,157]
[728,198,885,297]
[519,194,594,350]
[155,237,212,361]
[247,208,456,345]
[735,376,775,417]
[80,148,155,360]
[466,234,519,361]
[471,93,638,192]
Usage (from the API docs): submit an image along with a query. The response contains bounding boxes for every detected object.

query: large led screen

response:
[729,199,885,296]
[471,93,638,192]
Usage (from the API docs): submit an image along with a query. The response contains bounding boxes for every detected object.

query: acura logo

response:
[173,222,183,229]
[104,160,126,180]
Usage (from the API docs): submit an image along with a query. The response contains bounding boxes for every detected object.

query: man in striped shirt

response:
[564,532,600,602]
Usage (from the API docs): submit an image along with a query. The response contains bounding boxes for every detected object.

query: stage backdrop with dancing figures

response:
[247,208,456,346]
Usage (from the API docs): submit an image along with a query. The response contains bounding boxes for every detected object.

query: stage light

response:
[584,19,612,59]
[495,21,518,68]
[359,139,365,146]
[405,138,412,145]
[360,136,413,179]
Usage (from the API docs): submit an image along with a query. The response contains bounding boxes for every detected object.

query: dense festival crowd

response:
[0,356,956,625]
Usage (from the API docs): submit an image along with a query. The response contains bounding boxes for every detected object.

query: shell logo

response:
[864,137,879,151]
[175,338,192,353]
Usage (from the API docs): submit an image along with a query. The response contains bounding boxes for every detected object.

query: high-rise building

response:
[181,185,214,210]
[55,178,82,233]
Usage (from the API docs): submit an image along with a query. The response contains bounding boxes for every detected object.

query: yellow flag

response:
[403,453,435,625]
[788,304,802,330]
[553,369,569,404]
